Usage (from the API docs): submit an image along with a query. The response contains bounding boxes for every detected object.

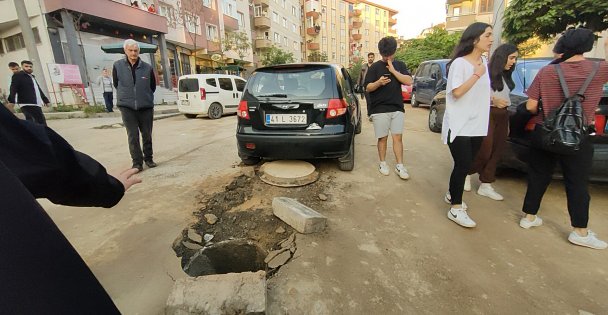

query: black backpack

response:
[537,62,600,155]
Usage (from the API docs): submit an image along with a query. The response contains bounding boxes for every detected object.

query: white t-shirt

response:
[441,57,491,144]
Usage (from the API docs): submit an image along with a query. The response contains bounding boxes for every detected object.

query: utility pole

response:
[13,0,50,98]
[491,0,506,55]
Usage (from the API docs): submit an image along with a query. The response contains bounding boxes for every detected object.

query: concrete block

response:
[272,197,327,234]
[166,271,266,315]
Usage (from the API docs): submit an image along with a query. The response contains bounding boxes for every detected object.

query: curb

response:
[93,112,182,129]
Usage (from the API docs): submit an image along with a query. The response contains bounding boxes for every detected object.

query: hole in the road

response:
[182,239,267,277]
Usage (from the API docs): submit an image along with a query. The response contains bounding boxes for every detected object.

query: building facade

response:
[351,0,397,63]
[252,0,302,67]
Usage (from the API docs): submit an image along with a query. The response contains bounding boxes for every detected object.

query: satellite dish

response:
[211,54,222,61]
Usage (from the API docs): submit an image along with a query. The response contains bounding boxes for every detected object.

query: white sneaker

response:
[447,207,477,228]
[464,175,471,192]
[568,230,608,249]
[477,183,504,201]
[379,161,389,176]
[395,164,410,180]
[444,191,468,210]
[519,215,543,229]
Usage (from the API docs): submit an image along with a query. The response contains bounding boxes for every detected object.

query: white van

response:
[177,74,247,119]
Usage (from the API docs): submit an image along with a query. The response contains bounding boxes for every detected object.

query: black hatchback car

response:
[410,59,449,107]
[236,63,362,171]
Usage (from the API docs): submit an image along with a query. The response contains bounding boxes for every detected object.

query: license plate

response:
[265,114,307,125]
[181,100,189,105]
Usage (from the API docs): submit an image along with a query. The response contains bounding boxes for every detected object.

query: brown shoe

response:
[132,164,143,172]
[145,160,157,168]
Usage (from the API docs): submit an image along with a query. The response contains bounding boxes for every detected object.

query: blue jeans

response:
[102,92,113,112]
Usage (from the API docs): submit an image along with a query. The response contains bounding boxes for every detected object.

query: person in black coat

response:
[0,102,141,313]
[8,60,50,125]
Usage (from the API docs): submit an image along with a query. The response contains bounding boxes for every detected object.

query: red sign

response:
[47,64,83,84]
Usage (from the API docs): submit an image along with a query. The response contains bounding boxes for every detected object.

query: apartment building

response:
[352,0,398,62]
[252,0,302,67]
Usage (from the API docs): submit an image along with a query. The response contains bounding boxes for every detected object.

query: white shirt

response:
[20,74,44,108]
[492,77,511,107]
[441,57,491,144]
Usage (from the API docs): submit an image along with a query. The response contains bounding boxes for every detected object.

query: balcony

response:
[254,0,269,7]
[352,21,362,28]
[255,38,272,49]
[307,42,320,50]
[352,34,362,40]
[389,17,397,25]
[254,16,271,29]
[446,13,489,31]
[305,11,320,19]
[305,0,320,14]
[351,9,361,17]
[224,14,239,31]
[306,26,320,36]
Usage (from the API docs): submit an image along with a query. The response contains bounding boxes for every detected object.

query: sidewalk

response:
[16,104,179,121]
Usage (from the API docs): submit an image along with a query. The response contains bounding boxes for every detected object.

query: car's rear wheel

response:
[240,155,261,165]
[428,104,441,133]
[411,92,420,107]
[338,135,355,171]
[184,114,197,119]
[208,103,223,119]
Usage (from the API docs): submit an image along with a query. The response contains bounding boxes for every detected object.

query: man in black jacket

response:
[113,39,157,172]
[0,101,140,313]
[8,60,50,125]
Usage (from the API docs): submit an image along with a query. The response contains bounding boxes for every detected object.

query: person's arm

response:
[526,98,539,114]
[37,82,50,105]
[112,65,118,89]
[451,61,486,99]
[150,68,156,93]
[7,74,17,104]
[366,76,391,92]
[387,59,413,85]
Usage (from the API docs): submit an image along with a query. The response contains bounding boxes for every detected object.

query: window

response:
[331,52,336,59]
[375,8,379,15]
[340,43,345,51]
[365,29,369,35]
[375,19,379,26]
[0,40,4,54]
[293,41,299,50]
[340,2,344,11]
[254,6,263,17]
[218,78,234,91]
[235,79,246,92]
[282,0,286,8]
[340,29,345,37]
[283,17,287,28]
[185,13,201,34]
[322,36,327,47]
[365,5,369,12]
[292,23,297,33]
[238,12,245,27]
[272,11,279,22]
[206,78,217,87]
[203,0,213,8]
[453,7,460,16]
[322,6,326,13]
[274,32,280,43]
[331,8,336,19]
[5,33,25,52]
[430,63,441,79]
[283,36,288,46]
[206,24,218,41]
[179,78,199,92]
[292,6,296,16]
[322,21,326,29]
[340,15,345,23]
[479,0,493,13]
[331,23,335,30]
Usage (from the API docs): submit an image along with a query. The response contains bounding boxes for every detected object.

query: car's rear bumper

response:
[236,130,352,159]
[178,101,208,115]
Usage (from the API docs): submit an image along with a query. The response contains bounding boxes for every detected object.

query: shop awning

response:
[101,42,158,54]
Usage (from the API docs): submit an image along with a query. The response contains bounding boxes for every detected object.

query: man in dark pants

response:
[358,52,375,119]
[0,101,141,313]
[8,60,50,125]
[113,39,157,172]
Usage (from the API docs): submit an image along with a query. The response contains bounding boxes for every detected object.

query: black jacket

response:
[8,71,50,105]
[0,103,123,313]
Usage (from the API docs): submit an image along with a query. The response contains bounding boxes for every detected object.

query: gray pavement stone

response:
[272,197,327,234]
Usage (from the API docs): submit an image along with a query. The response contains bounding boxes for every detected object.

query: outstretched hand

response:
[110,168,142,191]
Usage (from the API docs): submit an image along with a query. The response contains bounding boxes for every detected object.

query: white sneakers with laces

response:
[568,230,608,250]
[447,207,476,228]
[444,191,468,210]
[477,183,504,201]
[379,161,390,176]
[519,215,543,229]
[395,164,410,180]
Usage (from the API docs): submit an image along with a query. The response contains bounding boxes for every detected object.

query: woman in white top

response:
[442,22,493,228]
[467,44,519,201]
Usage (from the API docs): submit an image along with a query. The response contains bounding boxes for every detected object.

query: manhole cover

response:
[258,160,319,187]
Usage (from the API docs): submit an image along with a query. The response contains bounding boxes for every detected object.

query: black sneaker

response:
[145,160,157,168]
[132,164,143,172]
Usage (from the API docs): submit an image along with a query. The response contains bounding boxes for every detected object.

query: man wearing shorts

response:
[364,37,413,179]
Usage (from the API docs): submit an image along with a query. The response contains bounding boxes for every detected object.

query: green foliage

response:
[260,46,295,66]
[308,51,328,62]
[224,31,252,60]
[83,105,107,116]
[394,26,461,72]
[347,58,363,85]
[504,0,608,45]
[53,105,79,112]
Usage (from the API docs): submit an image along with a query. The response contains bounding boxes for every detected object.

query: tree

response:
[178,0,206,74]
[504,0,608,45]
[308,51,328,62]
[223,31,252,72]
[260,46,295,66]
[394,26,460,72]
[347,57,363,85]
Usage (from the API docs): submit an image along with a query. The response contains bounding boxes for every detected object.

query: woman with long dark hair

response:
[465,44,518,200]
[519,28,608,249]
[442,22,493,228]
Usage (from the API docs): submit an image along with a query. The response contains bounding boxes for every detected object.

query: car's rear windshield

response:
[515,60,550,90]
[248,66,334,99]
[179,78,198,92]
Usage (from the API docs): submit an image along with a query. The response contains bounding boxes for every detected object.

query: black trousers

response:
[522,129,593,228]
[21,106,47,126]
[364,92,372,117]
[119,107,154,165]
[102,92,114,112]
[448,133,483,205]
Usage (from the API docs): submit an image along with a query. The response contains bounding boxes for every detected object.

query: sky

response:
[366,0,447,39]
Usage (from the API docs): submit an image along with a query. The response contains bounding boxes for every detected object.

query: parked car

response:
[236,63,362,171]
[411,59,449,107]
[427,58,608,181]
[177,74,246,119]
[402,84,412,102]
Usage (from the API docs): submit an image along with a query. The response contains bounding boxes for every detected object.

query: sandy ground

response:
[42,104,608,314]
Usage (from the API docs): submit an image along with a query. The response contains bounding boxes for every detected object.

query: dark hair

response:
[21,60,33,66]
[447,22,492,75]
[551,28,595,64]
[377,37,397,57]
[489,43,518,92]
[367,52,375,58]
[8,62,19,68]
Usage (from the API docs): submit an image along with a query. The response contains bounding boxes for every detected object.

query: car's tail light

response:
[326,98,348,119]
[238,100,250,120]
[595,114,606,135]
[200,88,206,100]
[245,143,256,149]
